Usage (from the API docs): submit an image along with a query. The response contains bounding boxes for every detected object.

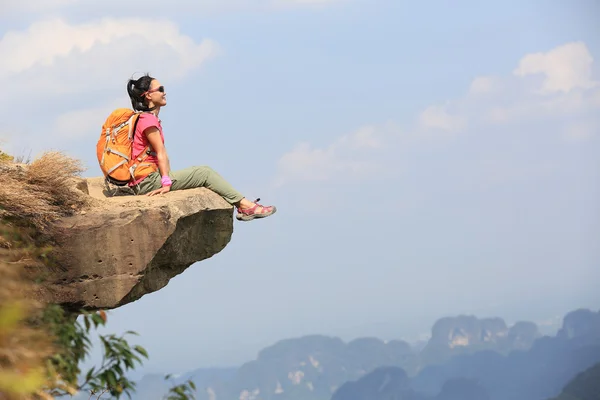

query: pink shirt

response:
[130,112,164,186]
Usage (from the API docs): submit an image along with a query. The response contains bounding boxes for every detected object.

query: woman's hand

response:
[146,186,171,196]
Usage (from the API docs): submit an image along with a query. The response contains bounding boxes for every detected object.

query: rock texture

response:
[35,177,234,310]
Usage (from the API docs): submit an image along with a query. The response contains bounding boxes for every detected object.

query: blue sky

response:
[1,0,599,374]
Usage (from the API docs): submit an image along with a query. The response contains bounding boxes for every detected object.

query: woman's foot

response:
[236,198,277,221]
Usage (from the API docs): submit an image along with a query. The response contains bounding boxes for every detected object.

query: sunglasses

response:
[142,86,165,96]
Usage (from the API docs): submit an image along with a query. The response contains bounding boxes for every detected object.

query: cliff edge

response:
[38,177,234,310]
[1,153,234,311]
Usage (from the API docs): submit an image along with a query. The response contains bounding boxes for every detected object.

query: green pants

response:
[135,166,245,205]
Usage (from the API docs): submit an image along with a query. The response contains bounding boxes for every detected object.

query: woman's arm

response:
[144,127,172,196]
[145,127,170,177]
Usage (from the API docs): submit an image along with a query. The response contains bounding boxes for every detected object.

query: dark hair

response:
[127,73,156,112]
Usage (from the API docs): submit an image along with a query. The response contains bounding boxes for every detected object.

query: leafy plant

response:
[43,306,148,399]
[1,150,195,400]
[164,375,197,400]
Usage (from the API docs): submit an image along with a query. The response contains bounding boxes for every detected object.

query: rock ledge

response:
[36,177,234,310]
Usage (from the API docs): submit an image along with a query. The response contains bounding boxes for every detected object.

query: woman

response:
[126,74,276,222]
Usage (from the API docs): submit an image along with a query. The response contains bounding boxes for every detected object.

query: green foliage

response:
[1,153,193,400]
[41,305,196,400]
[163,375,197,400]
[43,305,149,399]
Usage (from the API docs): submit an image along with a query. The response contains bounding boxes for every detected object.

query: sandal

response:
[236,198,277,221]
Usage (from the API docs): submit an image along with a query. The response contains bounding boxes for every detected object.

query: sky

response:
[1,0,599,375]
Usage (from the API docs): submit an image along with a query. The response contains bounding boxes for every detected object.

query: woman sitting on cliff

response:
[126,74,276,222]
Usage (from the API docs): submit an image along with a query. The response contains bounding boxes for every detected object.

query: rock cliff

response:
[34,177,234,311]
[557,309,600,341]
[419,315,540,365]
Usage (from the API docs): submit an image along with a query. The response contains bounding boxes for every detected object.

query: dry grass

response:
[0,151,88,232]
[0,221,62,399]
[0,150,89,399]
[0,258,55,399]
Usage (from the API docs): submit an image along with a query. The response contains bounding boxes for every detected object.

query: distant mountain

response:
[557,309,600,343]
[412,335,600,400]
[548,362,600,400]
[197,335,417,400]
[198,316,540,399]
[129,368,236,400]
[411,308,600,400]
[128,308,599,400]
[331,367,425,400]
[434,378,490,400]
[332,309,600,400]
[331,370,490,400]
[420,315,539,366]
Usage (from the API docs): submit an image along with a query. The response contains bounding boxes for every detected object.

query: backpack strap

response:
[127,112,141,141]
[128,112,160,182]
[129,144,158,180]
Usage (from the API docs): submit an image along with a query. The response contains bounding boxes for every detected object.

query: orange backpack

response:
[96,108,158,186]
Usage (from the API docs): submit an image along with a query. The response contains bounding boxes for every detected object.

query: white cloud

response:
[53,98,127,139]
[0,0,77,14]
[338,126,383,149]
[592,87,600,108]
[513,41,598,94]
[0,16,219,159]
[564,120,598,141]
[274,124,389,186]
[0,18,218,80]
[0,0,344,16]
[468,76,499,95]
[419,104,467,133]
[275,41,600,186]
[271,0,343,6]
[432,42,600,128]
[481,84,600,125]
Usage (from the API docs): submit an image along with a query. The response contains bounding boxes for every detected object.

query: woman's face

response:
[145,79,167,108]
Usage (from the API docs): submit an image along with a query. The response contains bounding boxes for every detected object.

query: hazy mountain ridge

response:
[199,335,417,400]
[336,308,600,400]
[420,315,540,366]
[129,308,600,400]
[130,368,237,400]
[549,362,600,400]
